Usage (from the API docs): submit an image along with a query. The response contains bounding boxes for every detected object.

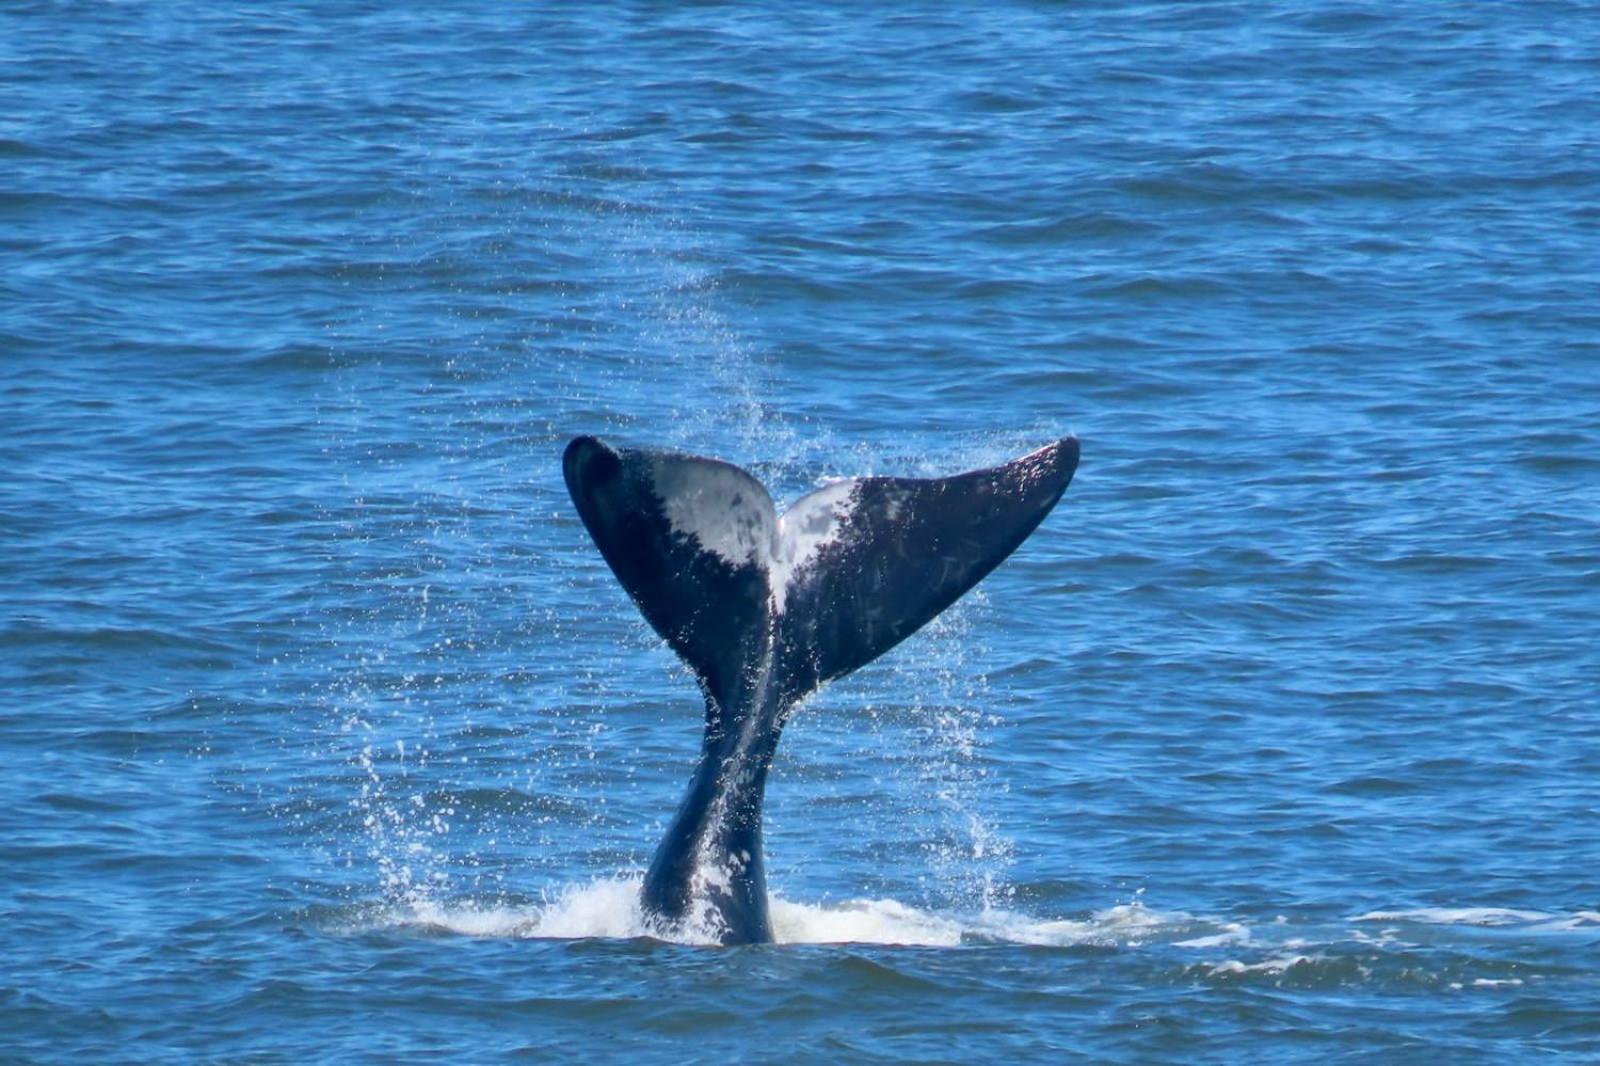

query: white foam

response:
[339,880,1235,950]
[1350,907,1554,926]
[355,876,720,945]
[771,897,965,947]
[1532,911,1600,933]
[1174,925,1252,949]
[777,897,1233,949]
[403,898,544,938]
[1205,955,1315,976]
[517,877,661,940]
[997,902,1189,947]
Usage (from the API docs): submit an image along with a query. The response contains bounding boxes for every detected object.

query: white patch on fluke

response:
[650,456,775,569]
[648,456,864,616]
[770,479,859,613]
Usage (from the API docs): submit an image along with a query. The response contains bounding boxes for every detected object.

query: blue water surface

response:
[4,2,1600,1061]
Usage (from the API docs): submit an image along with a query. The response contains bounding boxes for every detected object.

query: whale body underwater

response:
[563,434,1080,945]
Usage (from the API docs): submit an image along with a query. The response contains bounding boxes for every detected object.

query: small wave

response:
[1190,953,1388,990]
[1352,907,1600,936]
[1204,954,1317,977]
[1351,907,1555,926]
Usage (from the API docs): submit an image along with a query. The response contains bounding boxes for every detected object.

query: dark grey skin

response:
[563,434,1079,945]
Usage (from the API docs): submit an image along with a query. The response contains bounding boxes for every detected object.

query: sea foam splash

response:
[336,875,1241,949]
[1351,907,1600,934]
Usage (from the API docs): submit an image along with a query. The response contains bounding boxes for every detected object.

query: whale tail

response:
[561,434,1079,942]
[563,435,1079,708]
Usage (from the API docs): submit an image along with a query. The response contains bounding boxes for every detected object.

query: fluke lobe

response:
[563,435,1079,944]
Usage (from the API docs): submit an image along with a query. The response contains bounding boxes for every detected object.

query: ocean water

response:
[4,1,1599,1060]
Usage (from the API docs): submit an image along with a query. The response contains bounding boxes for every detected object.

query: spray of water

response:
[291,157,1057,942]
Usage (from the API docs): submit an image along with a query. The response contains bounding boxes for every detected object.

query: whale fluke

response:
[563,434,1079,944]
